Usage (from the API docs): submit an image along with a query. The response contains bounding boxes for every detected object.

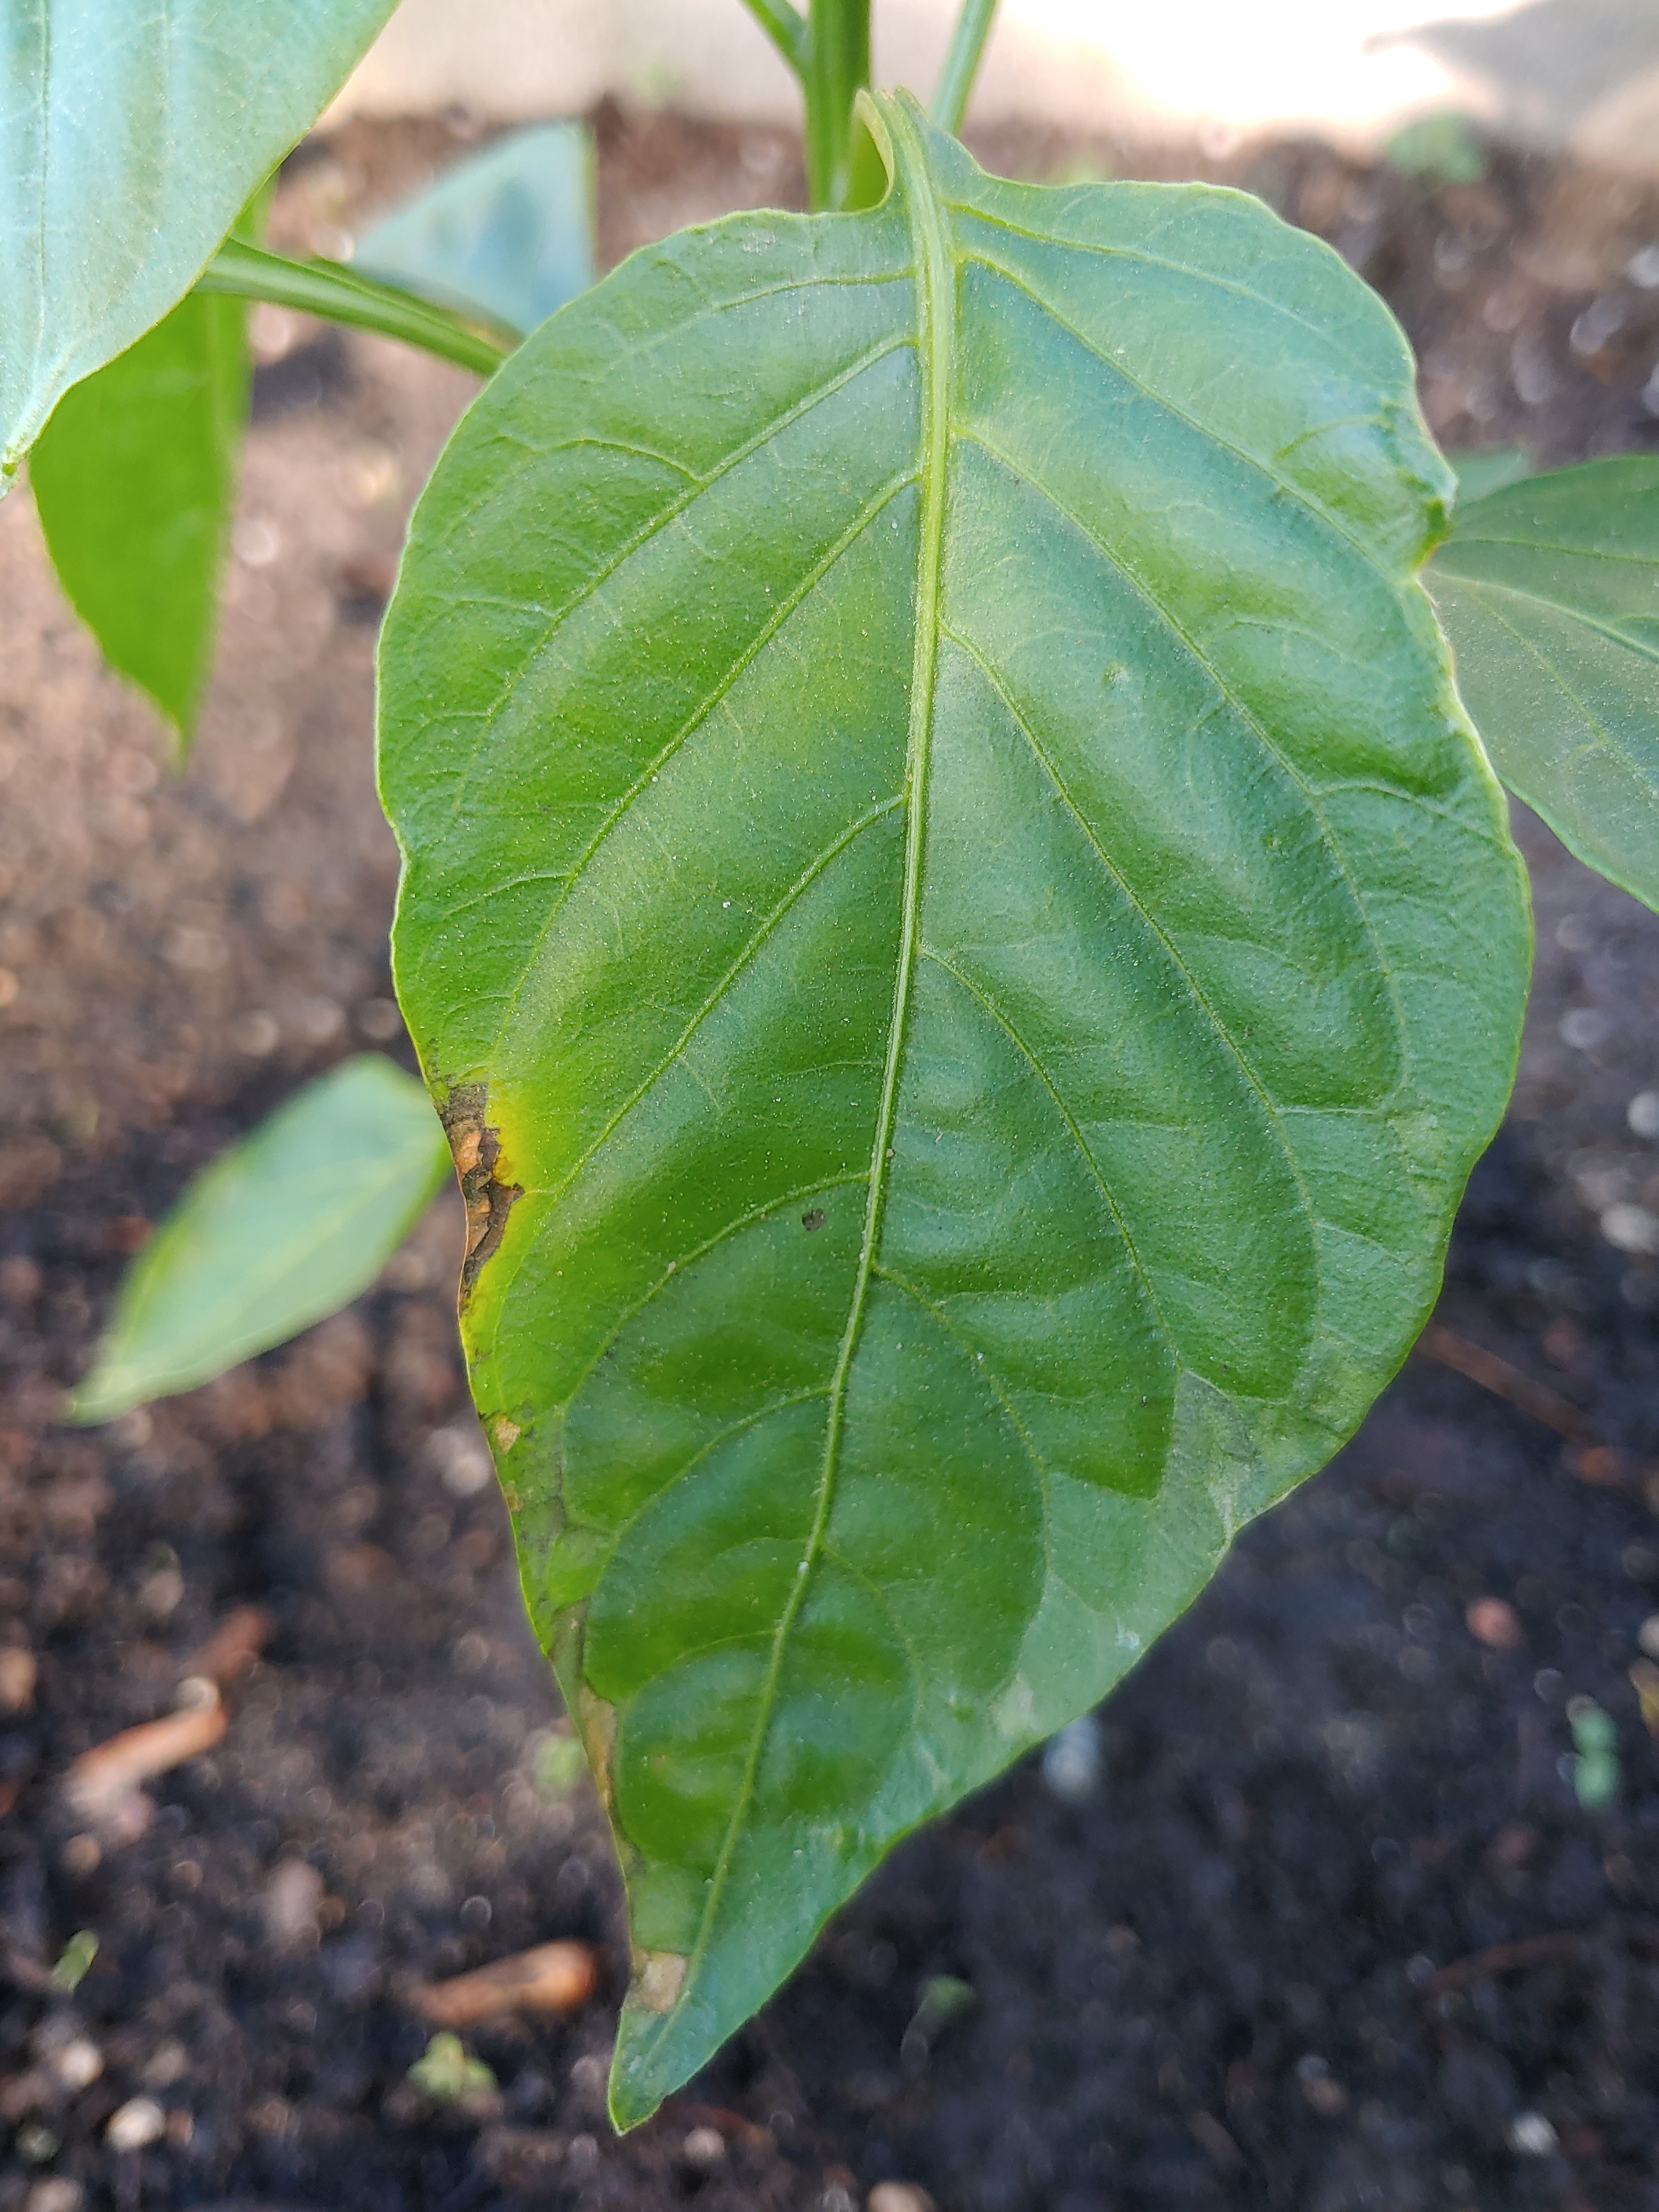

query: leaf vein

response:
[660,102,953,2028]
[960,250,1393,586]
[483,472,916,1061]
[438,332,915,825]
[915,942,1178,1357]
[515,794,905,1228]
[957,428,1412,1111]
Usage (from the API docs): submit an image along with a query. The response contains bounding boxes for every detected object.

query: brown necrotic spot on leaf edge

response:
[630,1950,689,2015]
[439,1081,523,1304]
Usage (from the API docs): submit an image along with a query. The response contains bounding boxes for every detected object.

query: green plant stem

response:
[195,237,512,378]
[932,0,1000,134]
[740,0,808,71]
[804,0,872,210]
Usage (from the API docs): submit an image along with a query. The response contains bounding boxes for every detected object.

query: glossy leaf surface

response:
[1429,457,1659,912]
[71,1056,449,1424]
[0,0,394,478]
[30,281,247,745]
[381,96,1528,2126]
[355,123,595,341]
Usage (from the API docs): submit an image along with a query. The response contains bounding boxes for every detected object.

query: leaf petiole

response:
[194,236,514,379]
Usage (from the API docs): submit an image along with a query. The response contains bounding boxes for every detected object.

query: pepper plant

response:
[9,0,1659,2130]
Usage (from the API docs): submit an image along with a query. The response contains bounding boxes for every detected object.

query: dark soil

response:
[5,101,1659,2212]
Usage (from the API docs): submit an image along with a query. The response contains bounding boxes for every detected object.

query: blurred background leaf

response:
[1384,110,1488,187]
[71,1056,452,1424]
[1429,456,1659,915]
[27,195,270,749]
[354,122,596,341]
[0,0,397,477]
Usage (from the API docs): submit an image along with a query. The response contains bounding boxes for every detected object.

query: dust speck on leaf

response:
[801,1207,827,1232]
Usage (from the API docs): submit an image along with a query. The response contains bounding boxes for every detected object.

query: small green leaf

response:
[71,1056,450,1424]
[1428,456,1659,912]
[29,281,247,746]
[381,94,1527,2127]
[1567,1694,1620,1812]
[1,0,397,480]
[909,1973,975,2040]
[407,2033,497,2102]
[354,123,596,342]
[1385,112,1488,187]
[49,1929,99,1993]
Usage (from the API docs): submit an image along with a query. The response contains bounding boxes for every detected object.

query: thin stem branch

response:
[195,238,513,379]
[739,0,808,72]
[932,0,1000,135]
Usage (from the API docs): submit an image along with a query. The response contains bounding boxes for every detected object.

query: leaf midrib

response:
[655,103,955,2025]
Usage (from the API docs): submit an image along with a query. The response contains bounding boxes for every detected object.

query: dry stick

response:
[61,1678,225,1827]
[412,1940,600,2028]
[1429,1921,1659,1994]
[185,1604,270,1687]
[1415,1323,1598,1443]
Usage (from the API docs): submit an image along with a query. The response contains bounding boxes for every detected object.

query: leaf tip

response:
[606,1951,693,2131]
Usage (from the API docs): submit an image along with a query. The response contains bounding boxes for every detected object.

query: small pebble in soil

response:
[1639,1613,1659,1660]
[1560,1006,1612,1051]
[229,1009,280,1056]
[1040,1714,1102,1801]
[141,2038,190,2089]
[105,2096,166,2152]
[0,1644,36,1711]
[48,2037,104,2092]
[681,2126,725,2169]
[1508,2112,1560,2157]
[1295,2053,1350,2116]
[1465,1596,1524,1649]
[1629,1088,1659,1138]
[26,2181,83,2212]
[262,1858,324,1950]
[867,2186,936,2212]
[428,1421,494,1497]
[356,995,403,1040]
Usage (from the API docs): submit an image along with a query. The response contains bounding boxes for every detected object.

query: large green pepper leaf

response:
[381,93,1528,2126]
[1427,457,1659,913]
[29,270,248,747]
[0,0,395,479]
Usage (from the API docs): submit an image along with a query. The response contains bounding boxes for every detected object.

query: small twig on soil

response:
[1428,1922,1659,1995]
[184,1604,271,1686]
[1415,1324,1598,1444]
[411,1940,600,2028]
[61,1677,225,1837]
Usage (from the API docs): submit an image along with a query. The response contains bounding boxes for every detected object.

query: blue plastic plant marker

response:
[354,123,596,341]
